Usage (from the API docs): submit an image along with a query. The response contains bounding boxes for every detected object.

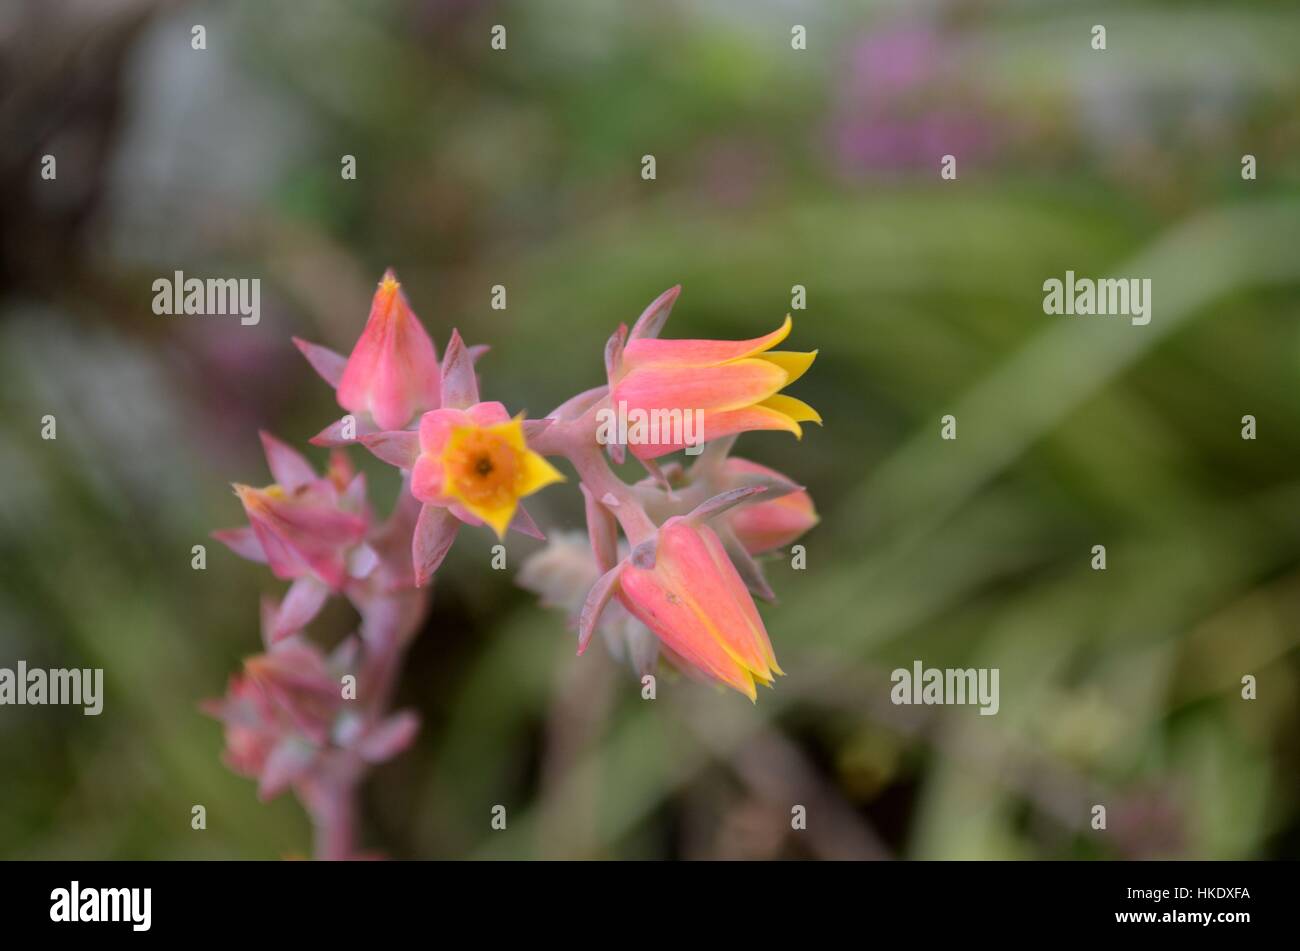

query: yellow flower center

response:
[434,416,565,539]
[445,427,522,510]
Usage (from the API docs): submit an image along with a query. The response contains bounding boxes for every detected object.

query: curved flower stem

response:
[533,401,657,546]
[564,442,658,546]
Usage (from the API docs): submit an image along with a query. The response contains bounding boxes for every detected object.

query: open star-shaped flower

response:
[412,401,565,539]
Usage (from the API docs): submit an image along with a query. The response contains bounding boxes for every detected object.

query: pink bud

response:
[216,433,369,590]
[719,458,819,554]
[616,517,782,701]
[202,641,342,799]
[202,673,280,782]
[336,270,442,430]
[232,482,368,589]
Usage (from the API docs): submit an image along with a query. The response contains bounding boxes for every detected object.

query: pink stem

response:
[305,591,425,861]
[309,780,357,861]
[533,404,657,545]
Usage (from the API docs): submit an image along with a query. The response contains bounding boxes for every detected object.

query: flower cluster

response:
[208,270,820,856]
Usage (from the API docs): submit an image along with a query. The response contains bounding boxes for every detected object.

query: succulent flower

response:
[214,432,373,641]
[575,486,794,702]
[294,270,441,436]
[411,401,564,539]
[203,634,419,803]
[606,287,821,459]
[616,516,783,702]
[202,637,343,801]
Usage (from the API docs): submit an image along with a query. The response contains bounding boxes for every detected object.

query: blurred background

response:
[2,0,1299,859]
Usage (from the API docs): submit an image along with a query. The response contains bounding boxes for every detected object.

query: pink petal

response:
[239,487,368,587]
[410,453,446,505]
[246,516,309,580]
[466,400,510,426]
[355,710,420,763]
[259,431,317,491]
[628,403,803,459]
[417,407,472,455]
[341,471,367,511]
[293,337,348,389]
[310,414,379,447]
[614,359,787,416]
[360,430,421,470]
[412,503,460,587]
[273,576,332,642]
[578,563,623,655]
[439,329,479,409]
[715,523,776,601]
[605,323,628,383]
[622,317,790,370]
[657,520,773,678]
[699,523,780,672]
[449,503,482,527]
[258,738,315,801]
[212,525,267,563]
[618,565,754,697]
[726,494,817,555]
[685,485,769,524]
[628,285,681,342]
[509,503,546,541]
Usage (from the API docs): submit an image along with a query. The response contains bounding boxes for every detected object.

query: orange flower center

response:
[445,428,521,509]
